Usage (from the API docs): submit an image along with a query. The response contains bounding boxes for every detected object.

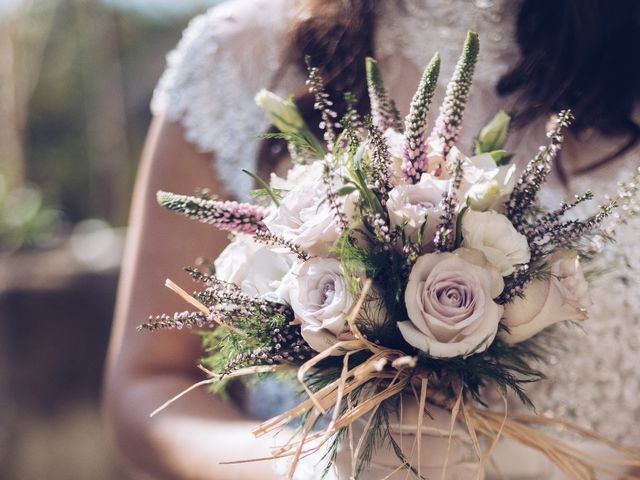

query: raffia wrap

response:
[163,278,640,480]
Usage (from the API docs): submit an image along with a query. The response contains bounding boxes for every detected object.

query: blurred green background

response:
[0,1,220,478]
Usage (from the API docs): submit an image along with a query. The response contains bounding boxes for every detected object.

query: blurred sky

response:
[0,0,222,18]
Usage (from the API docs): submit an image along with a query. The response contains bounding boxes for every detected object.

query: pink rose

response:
[501,250,591,344]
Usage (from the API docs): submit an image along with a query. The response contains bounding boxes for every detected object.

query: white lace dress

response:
[151,0,640,475]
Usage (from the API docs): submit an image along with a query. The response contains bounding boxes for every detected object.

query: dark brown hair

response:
[260,0,640,176]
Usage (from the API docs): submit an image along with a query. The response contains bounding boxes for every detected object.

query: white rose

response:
[387,173,449,244]
[263,176,355,256]
[451,147,516,212]
[466,181,502,212]
[214,234,296,302]
[270,162,324,190]
[214,234,259,285]
[287,258,354,353]
[398,248,504,358]
[501,250,591,344]
[461,210,530,276]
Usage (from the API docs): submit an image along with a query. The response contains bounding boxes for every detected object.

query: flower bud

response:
[475,110,511,156]
[255,89,305,133]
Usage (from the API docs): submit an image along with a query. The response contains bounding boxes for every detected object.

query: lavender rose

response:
[398,248,504,358]
[501,250,591,344]
[287,258,354,353]
[386,174,450,244]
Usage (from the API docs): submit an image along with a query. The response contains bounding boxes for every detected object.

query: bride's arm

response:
[103,115,281,480]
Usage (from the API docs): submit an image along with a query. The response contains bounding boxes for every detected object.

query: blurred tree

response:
[0,1,58,188]
[7,0,207,227]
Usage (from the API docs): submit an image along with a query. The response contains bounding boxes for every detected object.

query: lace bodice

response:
[151,0,640,446]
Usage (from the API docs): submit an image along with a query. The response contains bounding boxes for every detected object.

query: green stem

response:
[242,169,280,206]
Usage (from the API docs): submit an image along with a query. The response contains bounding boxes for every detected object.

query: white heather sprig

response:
[429,31,479,157]
[401,53,441,183]
[305,59,339,150]
[157,191,267,234]
[366,57,403,132]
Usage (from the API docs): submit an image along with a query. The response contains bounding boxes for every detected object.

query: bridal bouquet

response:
[141,32,640,478]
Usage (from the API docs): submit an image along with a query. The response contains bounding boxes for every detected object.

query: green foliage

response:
[242,169,282,206]
[259,130,325,162]
[0,174,61,251]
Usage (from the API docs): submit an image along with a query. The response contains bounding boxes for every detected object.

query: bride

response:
[103,0,640,478]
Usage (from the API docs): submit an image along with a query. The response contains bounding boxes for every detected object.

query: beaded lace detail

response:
[151,0,304,201]
[151,0,640,444]
[376,0,520,87]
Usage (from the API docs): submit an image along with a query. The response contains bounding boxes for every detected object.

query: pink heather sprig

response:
[402,53,441,183]
[429,31,479,157]
[157,191,267,234]
[366,57,403,132]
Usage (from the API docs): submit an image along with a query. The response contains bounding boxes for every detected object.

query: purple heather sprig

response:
[137,311,210,332]
[433,153,464,252]
[429,31,479,157]
[524,191,594,260]
[196,285,292,320]
[497,264,531,305]
[253,230,310,261]
[507,110,574,230]
[184,266,240,291]
[366,117,394,202]
[321,163,350,235]
[365,57,403,132]
[544,200,617,250]
[223,323,315,374]
[402,53,441,183]
[157,191,267,234]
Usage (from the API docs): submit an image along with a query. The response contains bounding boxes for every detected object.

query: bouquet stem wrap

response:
[162,278,640,479]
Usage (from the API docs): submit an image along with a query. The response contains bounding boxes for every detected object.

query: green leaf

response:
[242,169,280,206]
[335,185,357,196]
[489,150,513,166]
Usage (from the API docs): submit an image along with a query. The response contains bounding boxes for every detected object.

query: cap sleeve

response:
[151,0,301,200]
